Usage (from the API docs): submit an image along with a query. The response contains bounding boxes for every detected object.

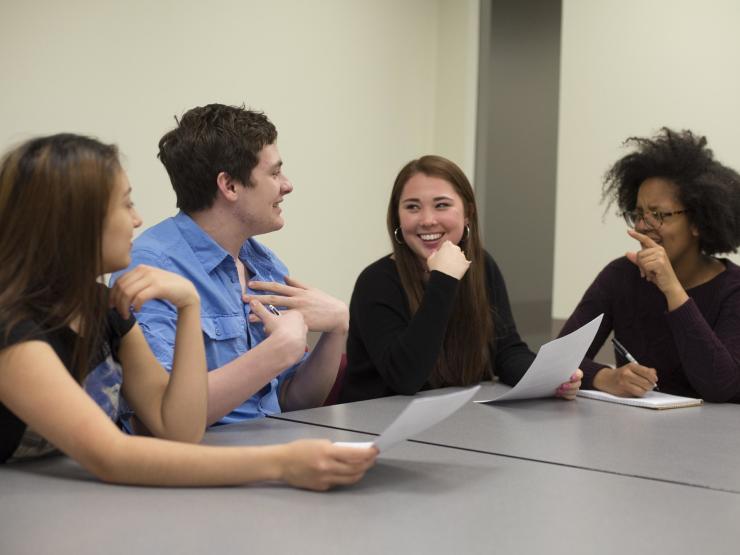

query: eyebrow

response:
[639,203,675,211]
[269,160,283,172]
[401,195,455,203]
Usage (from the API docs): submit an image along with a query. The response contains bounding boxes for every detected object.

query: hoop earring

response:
[461,224,470,243]
[393,227,404,245]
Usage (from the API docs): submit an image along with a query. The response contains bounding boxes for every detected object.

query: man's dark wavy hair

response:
[603,127,740,255]
[158,103,277,213]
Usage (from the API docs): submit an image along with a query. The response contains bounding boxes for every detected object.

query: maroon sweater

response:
[559,257,740,402]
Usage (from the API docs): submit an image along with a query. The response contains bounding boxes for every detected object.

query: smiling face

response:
[397,172,468,264]
[237,142,293,236]
[101,170,142,273]
[633,177,700,264]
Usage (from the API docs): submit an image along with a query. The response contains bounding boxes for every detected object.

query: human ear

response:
[216,172,238,200]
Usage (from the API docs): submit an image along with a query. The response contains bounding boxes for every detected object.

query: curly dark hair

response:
[603,127,740,255]
[157,103,277,213]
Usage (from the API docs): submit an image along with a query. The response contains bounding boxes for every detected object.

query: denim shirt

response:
[111,212,302,425]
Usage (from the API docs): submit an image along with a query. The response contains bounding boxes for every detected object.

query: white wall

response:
[0,0,478,304]
[553,0,740,319]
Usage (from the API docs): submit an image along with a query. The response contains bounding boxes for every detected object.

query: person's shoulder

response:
[716,258,740,290]
[480,249,507,287]
[352,255,399,292]
[481,249,499,272]
[125,218,189,273]
[132,217,182,256]
[604,256,634,271]
[357,255,397,282]
[584,257,638,290]
[721,258,740,278]
[351,255,399,303]
[0,318,45,351]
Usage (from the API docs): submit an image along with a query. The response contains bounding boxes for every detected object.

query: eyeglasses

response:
[622,208,689,229]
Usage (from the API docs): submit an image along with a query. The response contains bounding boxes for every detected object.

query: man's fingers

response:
[249,299,275,322]
[284,275,309,289]
[243,294,296,308]
[248,280,295,295]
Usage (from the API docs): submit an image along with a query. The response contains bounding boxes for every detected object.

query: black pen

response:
[611,337,658,390]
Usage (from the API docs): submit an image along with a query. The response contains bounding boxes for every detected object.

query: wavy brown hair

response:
[158,103,278,213]
[387,155,493,387]
[0,134,120,381]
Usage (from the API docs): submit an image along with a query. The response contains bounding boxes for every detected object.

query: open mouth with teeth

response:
[419,232,443,242]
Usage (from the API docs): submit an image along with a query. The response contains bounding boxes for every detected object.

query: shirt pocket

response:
[201,315,246,340]
[201,315,248,369]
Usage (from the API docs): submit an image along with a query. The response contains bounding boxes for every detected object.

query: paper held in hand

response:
[475,314,604,404]
[335,385,480,453]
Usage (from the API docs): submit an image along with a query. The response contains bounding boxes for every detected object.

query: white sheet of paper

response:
[335,385,480,452]
[475,313,603,404]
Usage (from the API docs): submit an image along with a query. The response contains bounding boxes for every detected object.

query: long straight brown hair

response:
[387,155,494,387]
[0,134,120,381]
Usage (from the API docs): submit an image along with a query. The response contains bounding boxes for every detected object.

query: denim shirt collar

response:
[173,212,233,273]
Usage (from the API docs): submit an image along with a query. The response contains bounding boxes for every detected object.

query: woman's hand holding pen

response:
[427,240,470,279]
[626,229,689,310]
[593,363,658,397]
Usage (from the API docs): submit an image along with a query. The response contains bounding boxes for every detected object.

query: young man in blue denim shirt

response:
[113,104,347,426]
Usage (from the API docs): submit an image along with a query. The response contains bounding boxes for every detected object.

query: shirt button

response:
[215,327,221,336]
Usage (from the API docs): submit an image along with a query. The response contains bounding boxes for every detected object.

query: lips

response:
[419,232,443,242]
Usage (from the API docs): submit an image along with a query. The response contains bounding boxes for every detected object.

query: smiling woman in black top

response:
[340,155,582,402]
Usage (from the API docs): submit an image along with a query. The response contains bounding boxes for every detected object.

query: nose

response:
[419,208,437,226]
[281,174,293,195]
[132,207,143,229]
[634,214,652,232]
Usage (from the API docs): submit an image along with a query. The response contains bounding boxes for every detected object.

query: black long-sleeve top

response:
[339,252,536,402]
[559,257,740,403]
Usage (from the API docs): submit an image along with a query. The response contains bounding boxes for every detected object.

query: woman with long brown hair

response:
[339,155,582,402]
[0,133,375,489]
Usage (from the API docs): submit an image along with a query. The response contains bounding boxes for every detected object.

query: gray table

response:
[274,382,740,493]
[2,415,740,555]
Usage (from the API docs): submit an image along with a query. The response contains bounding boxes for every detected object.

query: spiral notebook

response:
[577,389,702,410]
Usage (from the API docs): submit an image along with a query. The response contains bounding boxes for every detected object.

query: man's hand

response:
[245,276,348,334]
[248,299,308,366]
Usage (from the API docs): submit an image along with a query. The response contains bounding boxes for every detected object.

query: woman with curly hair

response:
[559,128,740,402]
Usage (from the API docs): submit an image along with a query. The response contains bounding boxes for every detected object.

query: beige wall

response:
[553,0,740,319]
[0,0,478,304]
